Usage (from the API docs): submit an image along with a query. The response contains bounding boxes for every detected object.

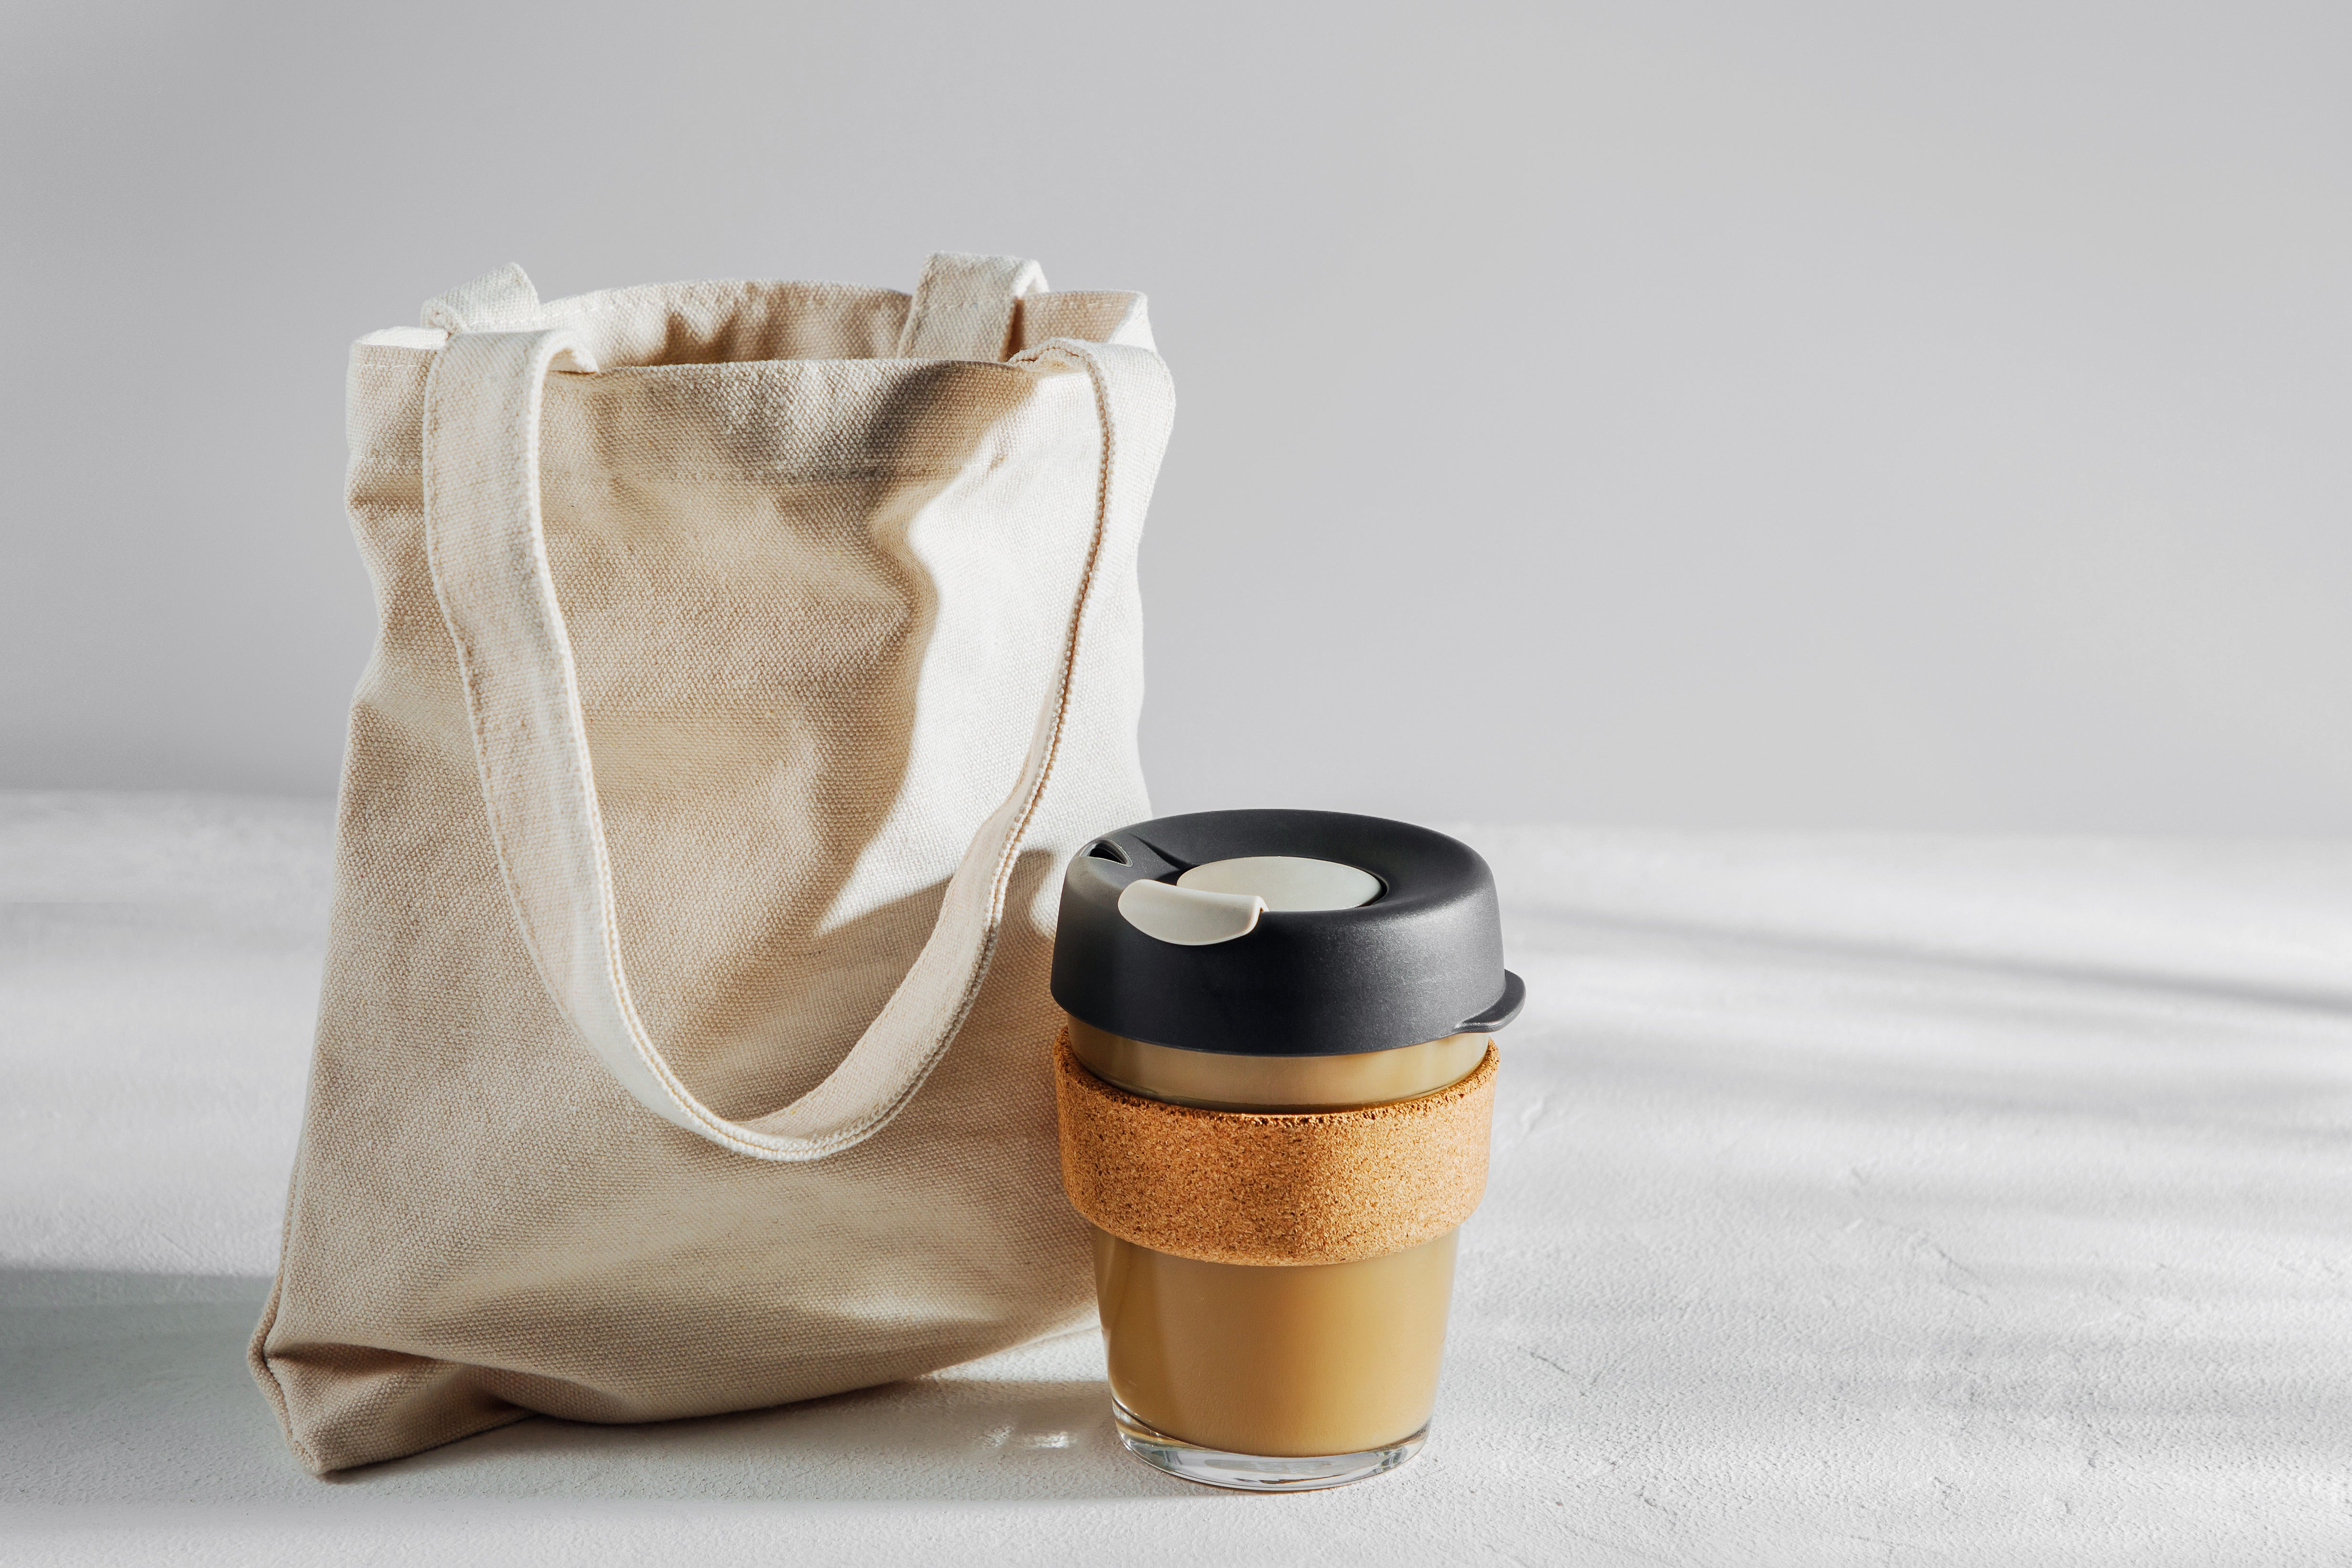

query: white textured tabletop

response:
[4,793,2349,1565]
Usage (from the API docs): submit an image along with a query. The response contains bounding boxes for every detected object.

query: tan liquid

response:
[1071,1018,1486,1458]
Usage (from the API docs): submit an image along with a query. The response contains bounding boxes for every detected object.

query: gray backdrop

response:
[5,1,2346,831]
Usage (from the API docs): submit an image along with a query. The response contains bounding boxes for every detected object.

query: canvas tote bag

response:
[248,253,1173,1473]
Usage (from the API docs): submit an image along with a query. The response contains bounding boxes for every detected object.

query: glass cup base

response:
[1110,1398,1427,1492]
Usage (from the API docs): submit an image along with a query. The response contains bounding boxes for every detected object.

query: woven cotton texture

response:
[1053,1034,1500,1266]
[249,255,1174,1474]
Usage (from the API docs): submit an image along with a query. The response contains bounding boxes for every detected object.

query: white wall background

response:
[3,0,2346,832]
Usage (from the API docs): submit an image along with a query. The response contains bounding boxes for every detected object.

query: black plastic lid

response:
[1049,809,1525,1057]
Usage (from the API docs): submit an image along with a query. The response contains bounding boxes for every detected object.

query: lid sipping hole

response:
[1084,838,1131,865]
[1175,856,1382,912]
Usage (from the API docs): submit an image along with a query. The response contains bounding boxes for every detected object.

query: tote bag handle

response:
[419,255,1172,1162]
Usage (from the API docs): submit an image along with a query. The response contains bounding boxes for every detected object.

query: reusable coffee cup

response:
[1050,809,1524,1491]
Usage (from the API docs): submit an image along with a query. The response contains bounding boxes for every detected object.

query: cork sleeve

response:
[1052,1030,1499,1266]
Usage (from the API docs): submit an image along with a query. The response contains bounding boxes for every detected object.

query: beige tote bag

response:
[249,253,1173,1474]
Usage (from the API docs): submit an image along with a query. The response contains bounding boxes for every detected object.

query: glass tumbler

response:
[1049,809,1523,1492]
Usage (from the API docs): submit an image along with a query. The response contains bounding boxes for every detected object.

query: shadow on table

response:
[0,1272,1194,1505]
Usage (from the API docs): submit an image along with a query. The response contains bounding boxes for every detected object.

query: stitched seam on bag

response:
[364,454,977,483]
[544,280,905,323]
[577,467,971,483]
[358,350,1041,376]
[592,361,1037,380]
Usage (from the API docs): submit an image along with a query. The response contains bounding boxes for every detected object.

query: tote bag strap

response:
[419,259,1172,1162]
[895,252,1048,358]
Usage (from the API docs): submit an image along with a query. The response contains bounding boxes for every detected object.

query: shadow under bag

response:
[249,253,1174,1473]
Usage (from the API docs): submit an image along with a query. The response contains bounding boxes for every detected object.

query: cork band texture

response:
[1052,1031,1498,1266]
